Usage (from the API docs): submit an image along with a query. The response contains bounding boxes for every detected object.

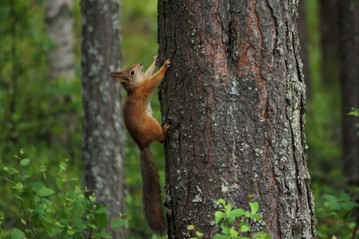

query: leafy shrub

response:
[187,199,271,239]
[1,149,125,239]
[316,189,359,239]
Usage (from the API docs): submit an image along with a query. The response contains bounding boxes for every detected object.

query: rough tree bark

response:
[45,0,75,79]
[158,0,316,238]
[81,0,126,238]
[338,0,359,185]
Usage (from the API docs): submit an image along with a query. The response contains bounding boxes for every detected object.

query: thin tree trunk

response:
[80,0,126,238]
[320,0,339,88]
[45,0,75,79]
[45,0,76,151]
[158,0,316,238]
[338,0,359,185]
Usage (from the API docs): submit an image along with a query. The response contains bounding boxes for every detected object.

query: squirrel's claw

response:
[164,60,171,68]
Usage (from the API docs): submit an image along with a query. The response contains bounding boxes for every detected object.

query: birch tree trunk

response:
[45,0,75,79]
[45,0,76,149]
[158,0,316,238]
[81,0,126,238]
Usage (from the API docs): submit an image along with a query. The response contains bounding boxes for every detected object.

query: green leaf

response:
[89,195,96,203]
[323,195,340,210]
[249,202,259,215]
[224,202,232,213]
[215,211,226,224]
[196,231,204,238]
[228,208,245,219]
[187,225,195,230]
[56,178,64,190]
[339,193,350,202]
[32,182,45,190]
[8,168,19,175]
[247,194,254,199]
[348,108,359,116]
[218,198,226,206]
[221,224,230,234]
[48,227,63,237]
[239,222,250,232]
[253,232,272,239]
[13,183,23,192]
[20,174,31,180]
[20,158,31,166]
[341,201,359,212]
[100,231,112,239]
[95,205,109,214]
[214,234,231,239]
[9,228,25,239]
[67,228,75,235]
[229,227,238,237]
[94,210,108,229]
[110,218,125,229]
[37,187,55,197]
[252,214,262,221]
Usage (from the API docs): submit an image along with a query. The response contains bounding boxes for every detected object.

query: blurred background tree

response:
[80,0,126,238]
[0,0,357,238]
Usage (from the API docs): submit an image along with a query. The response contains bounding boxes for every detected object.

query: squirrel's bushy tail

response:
[140,147,165,234]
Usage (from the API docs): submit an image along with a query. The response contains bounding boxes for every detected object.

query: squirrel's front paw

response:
[162,123,171,134]
[164,60,171,68]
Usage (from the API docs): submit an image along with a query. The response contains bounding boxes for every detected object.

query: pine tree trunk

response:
[338,0,359,185]
[158,0,316,238]
[80,0,126,238]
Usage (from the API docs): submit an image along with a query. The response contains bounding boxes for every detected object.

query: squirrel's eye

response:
[130,70,135,76]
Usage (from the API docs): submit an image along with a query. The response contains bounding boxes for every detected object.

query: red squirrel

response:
[109,57,171,234]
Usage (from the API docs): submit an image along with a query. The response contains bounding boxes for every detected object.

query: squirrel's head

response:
[109,63,144,92]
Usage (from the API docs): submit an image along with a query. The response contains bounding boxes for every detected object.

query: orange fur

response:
[109,58,171,234]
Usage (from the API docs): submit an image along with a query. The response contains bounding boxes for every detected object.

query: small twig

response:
[352,219,359,239]
[20,201,39,239]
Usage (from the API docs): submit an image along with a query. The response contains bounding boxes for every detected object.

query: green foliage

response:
[316,189,359,239]
[1,150,125,239]
[348,108,359,137]
[0,0,83,232]
[187,199,271,239]
[121,0,158,65]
